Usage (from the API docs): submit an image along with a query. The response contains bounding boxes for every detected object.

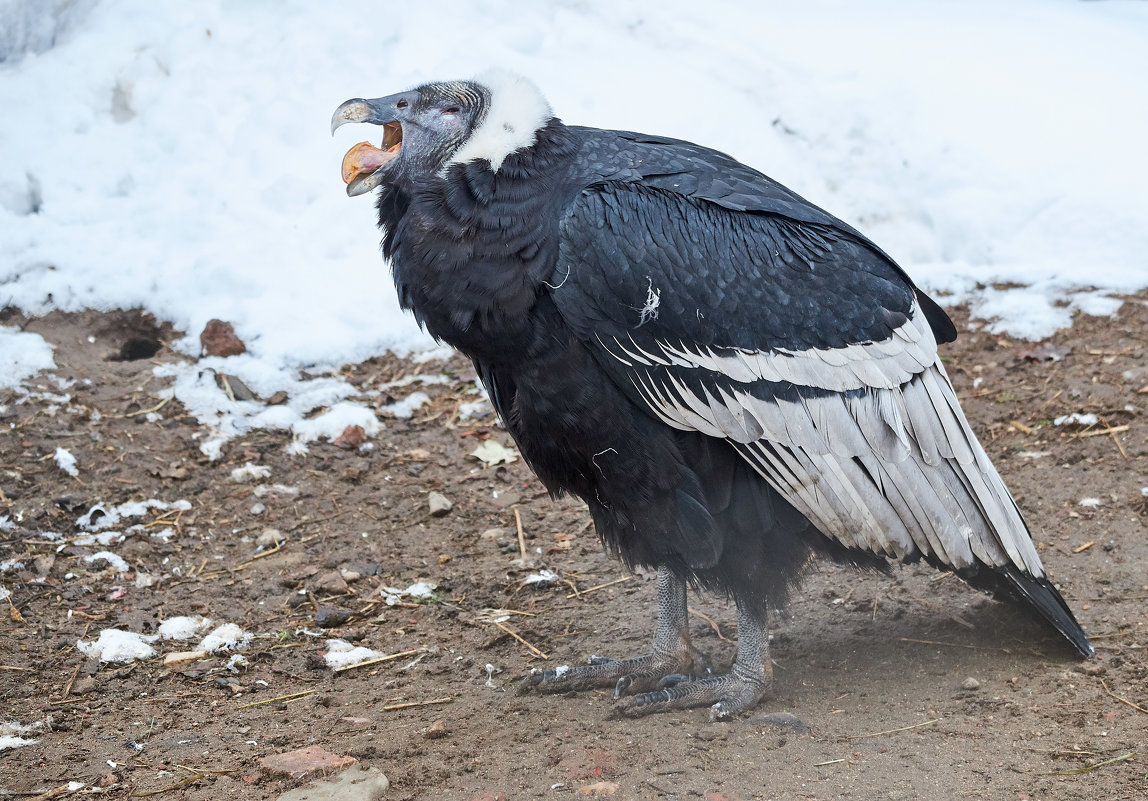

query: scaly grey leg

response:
[522,566,709,696]
[613,599,774,720]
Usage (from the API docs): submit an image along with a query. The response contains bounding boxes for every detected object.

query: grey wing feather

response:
[622,308,1045,579]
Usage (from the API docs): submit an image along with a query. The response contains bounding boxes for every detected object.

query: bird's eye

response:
[444,106,461,115]
[396,99,408,109]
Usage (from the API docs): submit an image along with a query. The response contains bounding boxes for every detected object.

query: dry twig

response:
[851,718,940,738]
[490,619,547,659]
[566,575,632,599]
[332,648,424,674]
[687,607,733,643]
[514,506,527,561]
[1100,678,1148,715]
[1046,752,1137,776]
[383,696,452,711]
[235,689,316,710]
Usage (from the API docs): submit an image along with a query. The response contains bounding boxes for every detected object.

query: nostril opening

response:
[397,99,408,109]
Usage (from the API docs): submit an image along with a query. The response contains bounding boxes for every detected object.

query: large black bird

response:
[332,71,1092,719]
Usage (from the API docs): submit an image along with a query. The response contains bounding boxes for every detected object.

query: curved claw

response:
[613,675,631,698]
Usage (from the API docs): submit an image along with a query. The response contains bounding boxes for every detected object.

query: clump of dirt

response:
[1,299,1146,800]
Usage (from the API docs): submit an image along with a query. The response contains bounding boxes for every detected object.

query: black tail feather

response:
[1001,567,1093,657]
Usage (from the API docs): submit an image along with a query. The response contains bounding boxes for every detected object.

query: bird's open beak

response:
[331,92,416,197]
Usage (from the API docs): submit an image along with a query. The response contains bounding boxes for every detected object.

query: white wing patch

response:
[446,69,553,173]
[604,301,938,392]
[604,305,1044,578]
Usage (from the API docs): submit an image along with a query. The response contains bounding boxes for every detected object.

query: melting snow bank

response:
[154,358,382,460]
[0,0,1145,404]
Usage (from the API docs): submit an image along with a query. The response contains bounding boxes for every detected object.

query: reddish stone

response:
[558,747,616,780]
[333,424,366,449]
[200,319,246,357]
[258,745,356,781]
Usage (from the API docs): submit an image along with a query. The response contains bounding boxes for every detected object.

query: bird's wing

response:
[551,180,1043,578]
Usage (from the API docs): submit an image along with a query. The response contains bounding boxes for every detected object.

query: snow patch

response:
[198,623,250,653]
[83,551,129,572]
[158,615,215,640]
[0,327,55,390]
[155,360,381,460]
[76,499,190,531]
[1054,413,1099,427]
[230,462,271,482]
[77,629,158,663]
[323,638,384,670]
[382,391,430,419]
[0,718,43,752]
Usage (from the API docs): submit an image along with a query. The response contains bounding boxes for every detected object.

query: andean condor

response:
[332,71,1092,719]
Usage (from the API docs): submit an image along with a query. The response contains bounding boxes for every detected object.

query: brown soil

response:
[1,298,1146,801]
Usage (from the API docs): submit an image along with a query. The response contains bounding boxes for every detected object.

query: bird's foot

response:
[612,667,772,720]
[520,647,709,697]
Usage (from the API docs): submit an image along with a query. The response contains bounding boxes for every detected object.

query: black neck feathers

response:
[377,119,579,362]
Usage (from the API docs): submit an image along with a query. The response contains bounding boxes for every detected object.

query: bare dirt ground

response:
[2,297,1146,801]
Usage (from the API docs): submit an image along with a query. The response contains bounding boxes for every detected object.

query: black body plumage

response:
[349,78,1091,673]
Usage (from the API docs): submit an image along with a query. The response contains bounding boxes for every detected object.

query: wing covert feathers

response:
[610,309,1044,580]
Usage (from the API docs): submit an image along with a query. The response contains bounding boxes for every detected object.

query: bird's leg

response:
[522,566,709,696]
[613,600,774,720]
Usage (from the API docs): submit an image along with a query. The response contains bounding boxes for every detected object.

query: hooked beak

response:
[331,91,417,197]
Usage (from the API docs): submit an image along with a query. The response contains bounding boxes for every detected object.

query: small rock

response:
[428,492,453,517]
[961,677,981,690]
[257,529,285,549]
[274,764,388,801]
[425,720,449,740]
[343,561,380,577]
[339,568,363,583]
[70,676,96,695]
[315,607,352,629]
[259,745,356,781]
[313,571,350,595]
[98,772,118,787]
[219,373,257,401]
[748,712,811,735]
[333,425,366,450]
[199,319,246,357]
[579,782,619,797]
[267,390,289,405]
[480,527,507,540]
[400,448,432,461]
[1079,662,1106,676]
[250,502,266,516]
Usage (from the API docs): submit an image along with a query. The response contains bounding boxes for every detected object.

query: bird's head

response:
[332,70,552,196]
